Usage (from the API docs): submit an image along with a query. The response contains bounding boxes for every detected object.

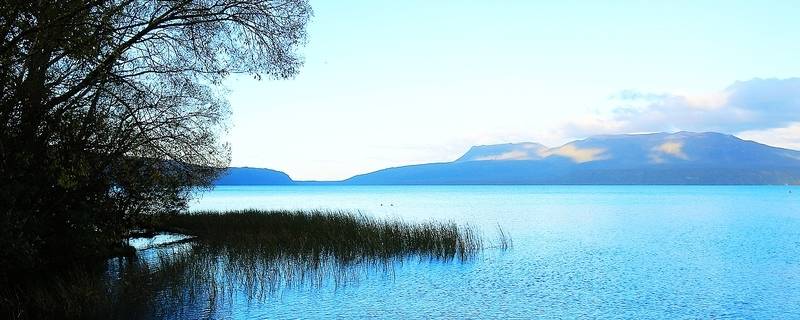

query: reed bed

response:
[5,210,510,319]
[151,209,499,304]
[158,209,485,262]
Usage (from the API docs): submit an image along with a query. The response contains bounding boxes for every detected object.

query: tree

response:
[0,0,311,281]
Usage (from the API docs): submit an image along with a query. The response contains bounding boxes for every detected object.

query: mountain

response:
[344,132,800,185]
[215,167,294,185]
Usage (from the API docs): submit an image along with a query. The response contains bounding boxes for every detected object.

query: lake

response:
[168,185,800,318]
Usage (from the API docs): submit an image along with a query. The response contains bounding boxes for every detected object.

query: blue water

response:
[185,185,800,318]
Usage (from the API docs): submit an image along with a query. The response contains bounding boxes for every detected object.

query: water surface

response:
[182,185,800,318]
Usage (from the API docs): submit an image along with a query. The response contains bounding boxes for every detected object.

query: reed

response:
[4,209,511,319]
[157,209,485,262]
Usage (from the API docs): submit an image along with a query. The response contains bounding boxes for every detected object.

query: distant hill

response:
[344,132,800,185]
[214,167,294,185]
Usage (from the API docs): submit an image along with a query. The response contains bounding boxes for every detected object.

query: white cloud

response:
[560,78,800,141]
[540,144,609,163]
[475,150,532,161]
[738,122,800,151]
[650,141,689,163]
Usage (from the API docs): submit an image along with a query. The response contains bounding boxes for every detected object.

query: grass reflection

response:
[5,210,509,319]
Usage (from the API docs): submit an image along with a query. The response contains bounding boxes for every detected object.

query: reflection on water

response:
[89,186,800,318]
[107,237,477,319]
[100,208,495,319]
[128,233,194,251]
[179,185,800,318]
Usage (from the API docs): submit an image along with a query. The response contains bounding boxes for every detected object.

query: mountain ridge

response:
[215,167,294,185]
[215,132,800,185]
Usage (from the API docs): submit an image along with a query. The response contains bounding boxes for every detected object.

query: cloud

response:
[475,150,532,161]
[650,141,689,163]
[560,78,800,139]
[738,122,800,151]
[541,144,609,163]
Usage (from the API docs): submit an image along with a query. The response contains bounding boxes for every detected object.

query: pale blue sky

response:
[226,1,800,180]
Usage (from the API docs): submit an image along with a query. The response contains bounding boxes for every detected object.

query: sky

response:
[225,1,800,181]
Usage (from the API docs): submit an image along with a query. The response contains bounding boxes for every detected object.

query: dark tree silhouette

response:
[0,0,310,281]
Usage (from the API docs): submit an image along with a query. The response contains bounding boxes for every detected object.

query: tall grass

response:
[154,209,497,305]
[158,209,485,262]
[494,223,513,250]
[5,209,511,319]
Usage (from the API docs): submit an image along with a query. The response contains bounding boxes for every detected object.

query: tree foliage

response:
[0,0,310,281]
